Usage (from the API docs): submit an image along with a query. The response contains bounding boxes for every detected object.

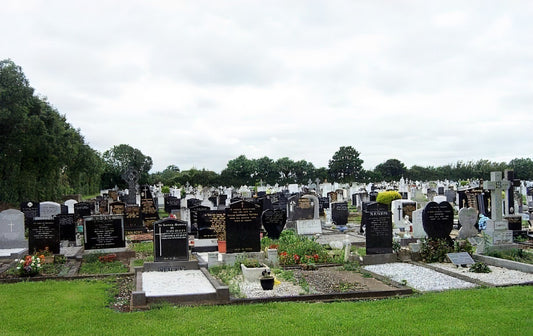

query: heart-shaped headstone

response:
[422,201,454,240]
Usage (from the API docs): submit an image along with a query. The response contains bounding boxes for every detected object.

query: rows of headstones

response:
[363,170,530,255]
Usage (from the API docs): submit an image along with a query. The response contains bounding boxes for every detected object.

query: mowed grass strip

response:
[0,279,530,336]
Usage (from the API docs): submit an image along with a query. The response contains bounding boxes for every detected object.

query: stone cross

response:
[483,171,510,221]
[8,221,14,232]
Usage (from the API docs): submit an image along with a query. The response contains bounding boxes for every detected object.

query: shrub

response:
[376,191,402,206]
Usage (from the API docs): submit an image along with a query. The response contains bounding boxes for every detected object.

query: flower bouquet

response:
[16,255,43,277]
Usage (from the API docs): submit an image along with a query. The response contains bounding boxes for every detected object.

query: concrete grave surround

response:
[0,209,27,249]
[457,207,479,239]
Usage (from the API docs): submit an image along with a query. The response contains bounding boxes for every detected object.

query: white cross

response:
[483,171,511,222]
[8,221,14,232]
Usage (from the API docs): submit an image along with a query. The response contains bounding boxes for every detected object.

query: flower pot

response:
[217,240,226,253]
[260,277,275,290]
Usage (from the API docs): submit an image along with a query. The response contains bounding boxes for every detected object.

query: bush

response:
[376,191,402,206]
[469,262,491,273]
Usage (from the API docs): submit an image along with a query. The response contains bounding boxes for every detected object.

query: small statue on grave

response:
[402,215,412,239]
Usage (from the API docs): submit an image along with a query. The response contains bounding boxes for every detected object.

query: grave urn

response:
[260,276,275,290]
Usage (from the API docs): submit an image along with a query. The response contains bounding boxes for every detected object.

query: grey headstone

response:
[0,209,27,249]
[39,201,61,218]
[457,207,478,239]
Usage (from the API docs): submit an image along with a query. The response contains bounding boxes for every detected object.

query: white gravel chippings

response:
[364,263,478,292]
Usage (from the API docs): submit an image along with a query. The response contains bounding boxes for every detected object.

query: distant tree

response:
[328,146,364,182]
[276,157,297,184]
[150,165,181,186]
[252,156,278,185]
[374,159,407,181]
[219,155,254,186]
[101,144,152,188]
[508,158,533,180]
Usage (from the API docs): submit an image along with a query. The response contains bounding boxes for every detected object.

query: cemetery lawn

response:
[0,280,531,336]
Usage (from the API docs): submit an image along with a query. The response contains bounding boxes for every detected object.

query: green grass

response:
[0,280,530,335]
[79,254,129,274]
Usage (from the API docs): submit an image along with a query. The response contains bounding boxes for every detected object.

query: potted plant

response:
[260,270,275,290]
[240,258,269,282]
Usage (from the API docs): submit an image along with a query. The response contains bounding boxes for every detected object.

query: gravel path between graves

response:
[429,263,533,286]
[363,263,478,292]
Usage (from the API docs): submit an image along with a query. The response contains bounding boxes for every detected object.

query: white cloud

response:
[1,1,532,175]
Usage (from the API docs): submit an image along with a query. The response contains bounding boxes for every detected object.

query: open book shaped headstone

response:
[446,252,475,267]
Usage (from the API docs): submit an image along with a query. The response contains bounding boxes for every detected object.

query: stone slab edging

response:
[409,261,493,288]
[473,254,533,273]
[228,288,413,305]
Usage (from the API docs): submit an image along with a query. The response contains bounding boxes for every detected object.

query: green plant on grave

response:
[420,239,454,263]
[392,241,401,254]
[208,264,243,297]
[277,230,332,266]
[375,191,402,207]
[240,258,262,268]
[469,262,491,273]
[454,239,474,255]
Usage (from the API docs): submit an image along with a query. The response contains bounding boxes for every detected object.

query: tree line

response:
[2,59,532,204]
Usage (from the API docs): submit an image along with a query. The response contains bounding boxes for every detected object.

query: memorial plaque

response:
[331,201,349,226]
[187,198,202,208]
[55,214,76,241]
[141,197,159,228]
[110,201,126,215]
[225,200,261,253]
[153,218,189,261]
[262,209,286,239]
[84,215,125,250]
[365,203,392,254]
[29,217,60,254]
[446,252,475,266]
[124,205,144,233]
[422,201,454,240]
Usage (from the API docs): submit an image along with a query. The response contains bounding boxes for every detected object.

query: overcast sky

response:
[2,1,532,174]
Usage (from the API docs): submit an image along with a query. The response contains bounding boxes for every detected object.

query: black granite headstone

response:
[200,210,226,240]
[225,200,261,253]
[124,205,144,233]
[164,196,180,214]
[55,214,76,241]
[84,215,125,250]
[288,196,314,221]
[422,201,454,241]
[141,197,159,228]
[187,198,202,208]
[262,209,286,239]
[74,202,92,218]
[20,201,39,230]
[331,201,349,226]
[365,203,392,254]
[190,205,210,236]
[153,218,189,261]
[29,217,60,254]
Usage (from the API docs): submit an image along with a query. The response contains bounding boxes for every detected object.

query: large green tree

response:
[374,159,407,181]
[101,144,152,189]
[0,59,103,203]
[328,146,364,182]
